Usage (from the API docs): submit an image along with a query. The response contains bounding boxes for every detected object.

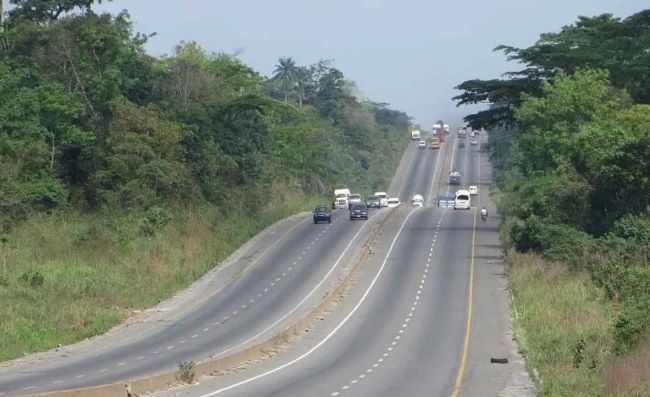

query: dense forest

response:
[0,1,410,360]
[454,10,649,396]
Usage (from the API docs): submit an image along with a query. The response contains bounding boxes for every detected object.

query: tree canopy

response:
[0,6,411,226]
[453,10,650,130]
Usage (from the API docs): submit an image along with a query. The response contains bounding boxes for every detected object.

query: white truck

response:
[411,129,421,140]
[443,124,450,134]
[333,188,351,210]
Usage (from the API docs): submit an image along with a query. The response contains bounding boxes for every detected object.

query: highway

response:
[148,132,526,397]
[0,136,443,396]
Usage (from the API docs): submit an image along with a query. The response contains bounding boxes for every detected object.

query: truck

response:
[434,119,446,143]
[449,170,461,185]
[411,129,421,140]
[443,124,450,134]
[333,188,351,210]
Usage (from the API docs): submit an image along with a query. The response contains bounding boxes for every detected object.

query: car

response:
[418,140,426,149]
[412,194,424,207]
[387,197,401,208]
[470,131,475,137]
[454,189,471,210]
[366,196,381,208]
[449,170,462,185]
[458,141,465,148]
[349,203,368,220]
[430,139,440,149]
[469,185,478,195]
[437,193,455,208]
[374,192,389,207]
[313,205,332,224]
[470,139,478,145]
[348,193,362,208]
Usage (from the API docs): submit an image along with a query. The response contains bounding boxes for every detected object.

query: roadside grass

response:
[508,251,650,396]
[0,188,322,362]
[508,252,612,396]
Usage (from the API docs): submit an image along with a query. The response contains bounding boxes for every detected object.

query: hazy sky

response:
[3,1,646,129]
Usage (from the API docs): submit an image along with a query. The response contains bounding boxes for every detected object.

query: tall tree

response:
[273,56,297,103]
[454,10,650,129]
[9,0,111,22]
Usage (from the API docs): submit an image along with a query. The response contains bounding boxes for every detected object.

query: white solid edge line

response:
[199,209,417,396]
[209,213,377,359]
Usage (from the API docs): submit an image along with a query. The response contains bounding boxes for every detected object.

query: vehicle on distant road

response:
[458,129,467,139]
[454,189,471,210]
[470,139,478,145]
[374,192,389,207]
[366,196,381,208]
[313,205,332,224]
[333,188,351,209]
[469,185,478,195]
[348,193,362,208]
[437,193,455,208]
[412,194,424,207]
[418,140,426,149]
[429,138,440,149]
[449,170,461,185]
[411,129,421,140]
[387,198,401,208]
[349,203,368,220]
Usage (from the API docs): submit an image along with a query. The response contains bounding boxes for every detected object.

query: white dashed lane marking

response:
[328,212,445,395]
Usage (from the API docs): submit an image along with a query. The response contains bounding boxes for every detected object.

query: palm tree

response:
[273,57,297,103]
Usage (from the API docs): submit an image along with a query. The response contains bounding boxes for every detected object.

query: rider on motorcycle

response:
[480,207,488,220]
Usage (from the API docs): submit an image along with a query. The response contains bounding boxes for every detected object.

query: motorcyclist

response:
[480,207,488,220]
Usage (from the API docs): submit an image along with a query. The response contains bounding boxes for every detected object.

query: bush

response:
[139,206,173,236]
[19,270,45,287]
[510,216,595,266]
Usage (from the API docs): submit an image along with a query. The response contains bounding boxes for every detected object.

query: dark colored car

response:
[349,203,368,220]
[437,194,455,208]
[366,196,381,208]
[449,175,461,185]
[313,205,332,224]
[458,141,466,148]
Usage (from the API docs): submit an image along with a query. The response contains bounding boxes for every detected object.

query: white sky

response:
[3,0,646,128]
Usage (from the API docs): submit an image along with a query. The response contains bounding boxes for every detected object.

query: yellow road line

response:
[450,148,481,397]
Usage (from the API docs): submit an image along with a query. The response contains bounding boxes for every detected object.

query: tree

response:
[9,0,111,22]
[273,57,297,103]
[454,10,650,129]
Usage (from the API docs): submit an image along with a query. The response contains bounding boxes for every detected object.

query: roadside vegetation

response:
[0,1,411,361]
[455,10,650,396]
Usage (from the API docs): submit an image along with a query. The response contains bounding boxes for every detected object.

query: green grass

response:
[507,251,649,396]
[0,187,323,361]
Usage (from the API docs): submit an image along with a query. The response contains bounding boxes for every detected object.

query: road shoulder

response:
[459,142,535,397]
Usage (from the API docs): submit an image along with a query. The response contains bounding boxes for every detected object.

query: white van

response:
[374,192,389,207]
[334,188,351,210]
[412,194,424,207]
[454,189,471,210]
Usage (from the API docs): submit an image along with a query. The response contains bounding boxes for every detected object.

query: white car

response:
[470,139,478,145]
[374,192,389,207]
[348,194,362,205]
[387,198,401,208]
[412,194,424,207]
[454,189,471,210]
[417,140,426,149]
[469,186,478,196]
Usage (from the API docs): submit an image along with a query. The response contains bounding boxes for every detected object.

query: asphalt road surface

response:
[0,139,442,396]
[149,132,532,397]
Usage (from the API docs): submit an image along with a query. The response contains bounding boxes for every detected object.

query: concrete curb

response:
[27,206,399,397]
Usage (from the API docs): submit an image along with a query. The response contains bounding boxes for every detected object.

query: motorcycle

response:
[480,211,488,222]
